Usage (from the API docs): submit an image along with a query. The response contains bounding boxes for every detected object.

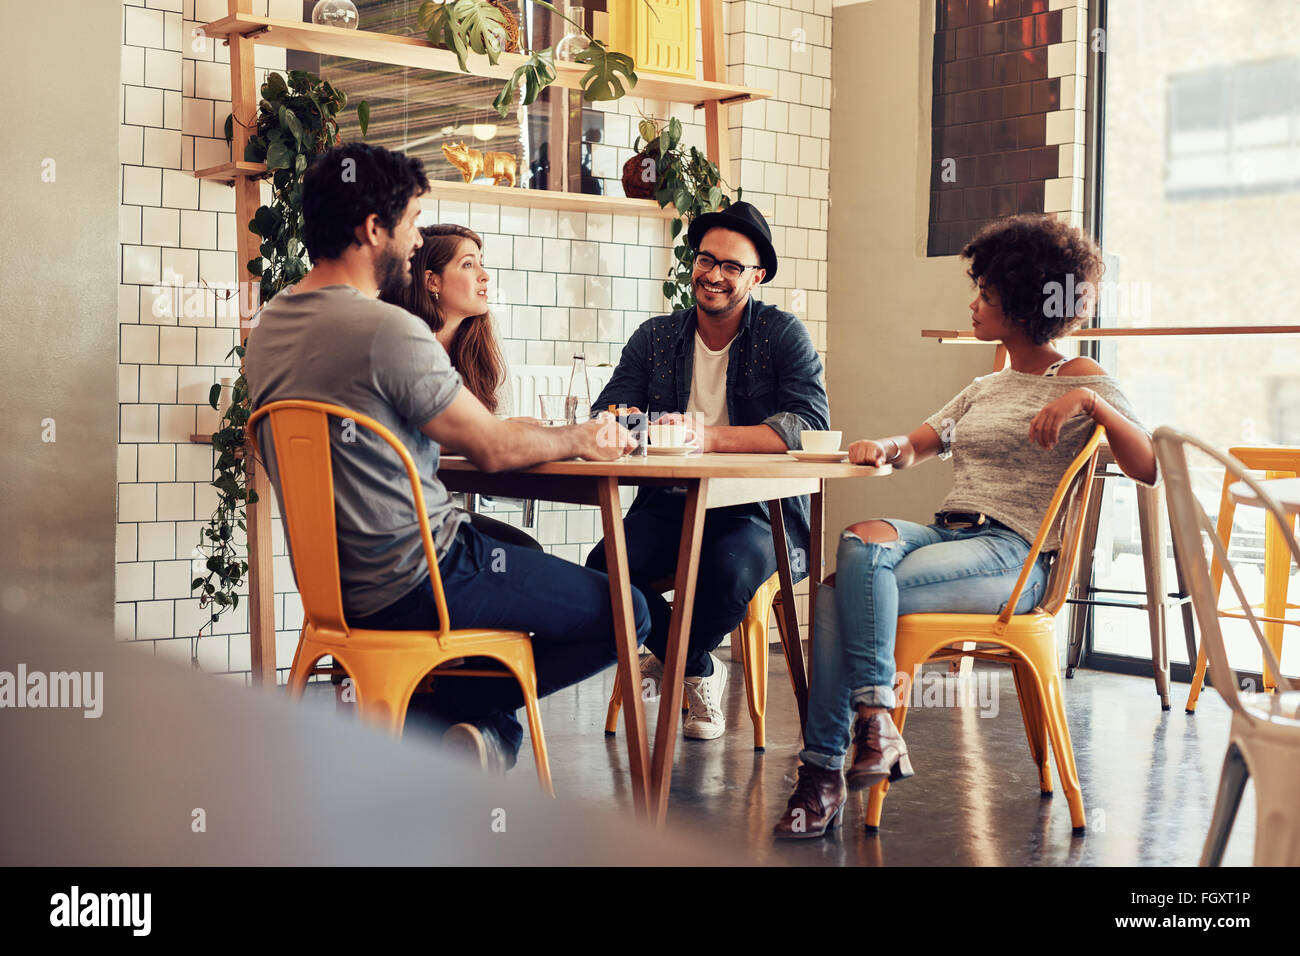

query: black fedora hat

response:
[687,201,778,284]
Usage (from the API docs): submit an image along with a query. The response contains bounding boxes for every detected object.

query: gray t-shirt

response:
[924,368,1154,551]
[244,283,467,618]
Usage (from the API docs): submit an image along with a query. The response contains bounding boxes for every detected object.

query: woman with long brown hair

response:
[382,223,539,551]
[384,223,509,412]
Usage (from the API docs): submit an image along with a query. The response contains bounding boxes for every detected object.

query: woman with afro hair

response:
[775,214,1158,839]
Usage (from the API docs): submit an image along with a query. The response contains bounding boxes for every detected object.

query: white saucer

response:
[788,450,848,462]
[647,445,696,456]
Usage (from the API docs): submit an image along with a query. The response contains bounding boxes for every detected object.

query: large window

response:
[1167,56,1300,200]
[1090,0,1300,676]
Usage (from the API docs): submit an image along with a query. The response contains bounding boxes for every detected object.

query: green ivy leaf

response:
[279,106,303,145]
[208,383,222,409]
[265,71,288,100]
[357,100,370,138]
[223,114,234,144]
[265,137,294,171]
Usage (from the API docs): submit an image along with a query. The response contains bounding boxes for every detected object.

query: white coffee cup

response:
[647,422,689,447]
[801,430,842,453]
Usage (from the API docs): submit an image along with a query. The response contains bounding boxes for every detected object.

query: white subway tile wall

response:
[116,0,829,677]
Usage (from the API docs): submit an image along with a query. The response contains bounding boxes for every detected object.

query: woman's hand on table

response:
[848,439,890,466]
[1029,388,1097,450]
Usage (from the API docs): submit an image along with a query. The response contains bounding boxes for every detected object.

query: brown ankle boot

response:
[846,711,914,791]
[773,763,847,840]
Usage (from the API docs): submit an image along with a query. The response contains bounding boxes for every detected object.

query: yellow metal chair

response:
[865,427,1105,834]
[603,571,799,750]
[1185,446,1300,713]
[247,399,553,795]
[1155,428,1300,865]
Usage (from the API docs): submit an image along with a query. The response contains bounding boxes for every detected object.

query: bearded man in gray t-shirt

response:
[244,143,645,770]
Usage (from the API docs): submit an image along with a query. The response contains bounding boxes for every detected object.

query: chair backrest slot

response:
[1154,427,1300,722]
[247,400,454,640]
[999,426,1105,622]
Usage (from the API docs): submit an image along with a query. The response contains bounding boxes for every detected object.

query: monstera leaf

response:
[571,40,638,102]
[492,48,557,117]
[419,0,509,72]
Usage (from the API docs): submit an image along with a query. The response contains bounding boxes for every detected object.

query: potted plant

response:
[191,70,369,635]
[625,115,744,311]
[417,1,641,117]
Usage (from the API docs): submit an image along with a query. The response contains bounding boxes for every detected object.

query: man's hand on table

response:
[649,412,711,452]
[581,412,637,461]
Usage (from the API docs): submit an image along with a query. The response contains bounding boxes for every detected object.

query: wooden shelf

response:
[193,160,269,183]
[202,14,770,108]
[923,325,1300,342]
[422,180,673,216]
[193,162,677,217]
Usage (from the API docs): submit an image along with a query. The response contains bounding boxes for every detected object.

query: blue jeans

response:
[801,519,1051,770]
[351,523,651,760]
[584,489,781,678]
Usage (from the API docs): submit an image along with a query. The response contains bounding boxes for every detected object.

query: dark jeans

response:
[351,523,651,758]
[584,490,778,678]
[463,508,543,551]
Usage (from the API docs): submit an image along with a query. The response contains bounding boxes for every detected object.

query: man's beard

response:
[375,246,411,300]
[693,276,744,316]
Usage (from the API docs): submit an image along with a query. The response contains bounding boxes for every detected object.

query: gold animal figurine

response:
[441,141,517,188]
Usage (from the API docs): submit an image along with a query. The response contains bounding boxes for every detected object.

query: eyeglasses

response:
[693,252,760,281]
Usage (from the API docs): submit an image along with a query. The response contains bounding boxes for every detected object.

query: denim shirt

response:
[593,297,830,574]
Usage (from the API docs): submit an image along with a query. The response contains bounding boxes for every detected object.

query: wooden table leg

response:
[770,499,809,729]
[649,478,709,828]
[807,484,824,684]
[597,477,651,821]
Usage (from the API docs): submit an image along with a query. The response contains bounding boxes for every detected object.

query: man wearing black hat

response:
[586,201,830,740]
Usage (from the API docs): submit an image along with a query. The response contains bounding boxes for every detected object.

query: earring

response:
[433,290,439,301]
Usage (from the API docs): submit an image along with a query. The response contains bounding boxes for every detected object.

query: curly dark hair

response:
[960,214,1104,345]
[301,142,430,261]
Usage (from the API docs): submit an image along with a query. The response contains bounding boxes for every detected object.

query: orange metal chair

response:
[1185,446,1300,713]
[865,427,1105,834]
[247,399,553,795]
[602,571,800,750]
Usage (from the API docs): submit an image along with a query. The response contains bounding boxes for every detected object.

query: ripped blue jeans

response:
[801,518,1052,770]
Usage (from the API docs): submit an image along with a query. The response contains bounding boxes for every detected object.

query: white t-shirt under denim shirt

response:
[686,330,735,427]
[923,368,1156,552]
[244,283,467,618]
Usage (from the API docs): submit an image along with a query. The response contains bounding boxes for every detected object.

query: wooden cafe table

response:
[437,452,891,827]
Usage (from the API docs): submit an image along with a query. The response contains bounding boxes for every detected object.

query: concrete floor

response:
[313,649,1257,865]
[509,650,1257,866]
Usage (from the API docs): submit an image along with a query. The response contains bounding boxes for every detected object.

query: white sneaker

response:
[639,653,664,700]
[682,654,728,740]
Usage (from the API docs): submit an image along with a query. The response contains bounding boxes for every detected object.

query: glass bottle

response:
[554,5,587,61]
[565,353,590,424]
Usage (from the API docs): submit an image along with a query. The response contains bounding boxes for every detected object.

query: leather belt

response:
[934,510,1007,531]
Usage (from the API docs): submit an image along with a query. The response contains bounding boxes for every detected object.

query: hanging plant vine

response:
[191,70,368,638]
